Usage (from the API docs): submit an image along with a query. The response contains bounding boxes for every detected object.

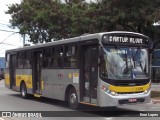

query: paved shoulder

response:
[0,80,4,88]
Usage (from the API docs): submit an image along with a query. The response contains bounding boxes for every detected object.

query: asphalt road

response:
[0,80,160,120]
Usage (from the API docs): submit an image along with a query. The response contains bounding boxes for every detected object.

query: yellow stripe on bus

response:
[16,75,33,89]
[4,74,45,91]
[4,74,10,85]
[109,83,150,93]
[80,102,97,106]
[34,94,42,98]
[41,80,44,91]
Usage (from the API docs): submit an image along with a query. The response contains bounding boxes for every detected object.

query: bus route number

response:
[131,87,143,92]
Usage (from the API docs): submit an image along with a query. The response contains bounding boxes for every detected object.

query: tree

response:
[6,0,70,43]
[96,0,160,37]
[6,0,160,44]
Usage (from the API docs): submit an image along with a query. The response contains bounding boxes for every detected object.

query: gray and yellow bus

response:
[5,31,151,109]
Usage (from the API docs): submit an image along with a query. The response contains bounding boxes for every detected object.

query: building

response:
[0,57,5,79]
[151,49,160,83]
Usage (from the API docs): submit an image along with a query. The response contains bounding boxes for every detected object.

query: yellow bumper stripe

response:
[109,83,150,93]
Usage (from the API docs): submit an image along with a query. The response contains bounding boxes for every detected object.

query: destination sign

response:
[102,35,149,44]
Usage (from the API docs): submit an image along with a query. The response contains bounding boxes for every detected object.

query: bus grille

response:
[117,91,144,94]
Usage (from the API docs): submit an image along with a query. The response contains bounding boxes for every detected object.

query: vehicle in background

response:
[0,57,5,80]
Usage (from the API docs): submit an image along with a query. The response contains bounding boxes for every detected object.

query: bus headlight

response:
[101,85,108,91]
[110,91,117,96]
[144,88,150,94]
[101,85,118,96]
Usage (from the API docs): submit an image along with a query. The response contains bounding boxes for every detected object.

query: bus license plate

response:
[128,98,137,103]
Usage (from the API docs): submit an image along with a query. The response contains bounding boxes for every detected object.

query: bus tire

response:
[20,82,28,99]
[68,88,78,109]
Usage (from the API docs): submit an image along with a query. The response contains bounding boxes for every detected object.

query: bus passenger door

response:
[33,51,42,94]
[9,54,16,89]
[81,45,98,104]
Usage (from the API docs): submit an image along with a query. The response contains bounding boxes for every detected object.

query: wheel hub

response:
[70,93,77,104]
[21,85,26,97]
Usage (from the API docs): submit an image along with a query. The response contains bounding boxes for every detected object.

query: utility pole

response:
[23,34,25,46]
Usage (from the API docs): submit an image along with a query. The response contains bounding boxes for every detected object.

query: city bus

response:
[5,31,151,109]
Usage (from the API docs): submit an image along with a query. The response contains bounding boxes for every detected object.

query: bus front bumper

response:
[98,90,151,107]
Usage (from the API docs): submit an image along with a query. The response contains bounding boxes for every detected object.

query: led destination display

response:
[102,35,149,44]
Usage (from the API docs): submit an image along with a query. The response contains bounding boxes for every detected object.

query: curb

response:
[151,99,160,104]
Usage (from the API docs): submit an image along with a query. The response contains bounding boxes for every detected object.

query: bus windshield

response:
[101,46,149,80]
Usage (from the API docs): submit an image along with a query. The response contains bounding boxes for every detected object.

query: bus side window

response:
[6,54,10,68]
[50,47,62,68]
[50,57,58,68]
[64,45,78,68]
[57,46,63,68]
[24,52,32,69]
[64,46,71,67]
[100,56,108,77]
[17,52,23,68]
[43,48,51,69]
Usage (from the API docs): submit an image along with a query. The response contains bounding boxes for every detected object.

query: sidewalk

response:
[151,83,160,104]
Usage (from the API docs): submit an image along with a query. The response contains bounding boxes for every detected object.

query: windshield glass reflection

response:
[101,46,149,80]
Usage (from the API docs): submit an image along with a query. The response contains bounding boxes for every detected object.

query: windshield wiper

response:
[131,47,143,70]
[132,47,141,61]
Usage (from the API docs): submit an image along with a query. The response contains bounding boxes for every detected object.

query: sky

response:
[0,0,96,57]
[0,0,22,57]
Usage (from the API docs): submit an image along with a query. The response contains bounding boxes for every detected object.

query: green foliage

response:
[6,0,160,43]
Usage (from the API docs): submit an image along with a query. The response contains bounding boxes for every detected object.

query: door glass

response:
[90,47,98,99]
[83,46,98,101]
[33,52,42,94]
[84,47,90,97]
[10,55,16,89]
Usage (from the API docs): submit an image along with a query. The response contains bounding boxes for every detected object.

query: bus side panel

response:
[41,69,79,101]
[4,69,10,89]
[15,69,33,94]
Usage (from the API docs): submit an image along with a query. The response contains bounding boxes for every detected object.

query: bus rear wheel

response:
[68,88,78,109]
[21,82,28,99]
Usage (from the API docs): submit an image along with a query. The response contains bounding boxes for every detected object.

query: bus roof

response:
[6,31,149,53]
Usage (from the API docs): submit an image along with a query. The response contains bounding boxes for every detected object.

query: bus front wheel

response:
[68,88,78,109]
[21,82,28,99]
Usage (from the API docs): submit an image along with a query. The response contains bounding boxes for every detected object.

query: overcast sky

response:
[0,0,96,57]
[0,0,22,57]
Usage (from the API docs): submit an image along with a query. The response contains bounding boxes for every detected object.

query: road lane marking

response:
[105,117,114,120]
[0,118,4,120]
[0,117,13,120]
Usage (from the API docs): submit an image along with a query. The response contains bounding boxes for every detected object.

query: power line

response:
[0,29,26,46]
[0,29,19,33]
[0,32,20,45]
[0,43,18,46]
[0,23,10,26]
